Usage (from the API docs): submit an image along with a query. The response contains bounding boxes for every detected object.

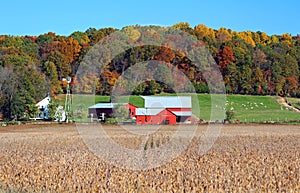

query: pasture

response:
[195,95,300,122]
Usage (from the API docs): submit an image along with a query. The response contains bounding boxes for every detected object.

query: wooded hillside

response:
[0,22,299,120]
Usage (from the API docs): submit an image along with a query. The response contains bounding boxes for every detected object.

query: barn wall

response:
[126,104,137,118]
[136,109,176,125]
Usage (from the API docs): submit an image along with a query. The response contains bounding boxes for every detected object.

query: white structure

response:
[138,96,192,116]
[141,96,192,109]
[62,77,72,123]
[35,96,51,119]
[54,105,66,122]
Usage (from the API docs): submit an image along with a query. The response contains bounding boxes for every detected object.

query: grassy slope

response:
[59,94,300,123]
[225,95,300,122]
[287,97,300,110]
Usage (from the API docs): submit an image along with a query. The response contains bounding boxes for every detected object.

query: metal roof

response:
[88,103,127,109]
[170,111,192,116]
[141,96,191,108]
[136,108,192,116]
[135,108,164,116]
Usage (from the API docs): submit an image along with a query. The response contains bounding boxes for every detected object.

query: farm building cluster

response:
[88,96,195,125]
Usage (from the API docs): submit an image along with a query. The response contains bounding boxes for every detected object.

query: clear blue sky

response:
[0,0,299,36]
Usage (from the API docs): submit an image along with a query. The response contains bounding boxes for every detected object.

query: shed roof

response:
[88,103,127,109]
[141,96,191,108]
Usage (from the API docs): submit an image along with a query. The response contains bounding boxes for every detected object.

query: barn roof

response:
[170,111,192,116]
[88,103,127,109]
[141,96,191,108]
[135,108,164,116]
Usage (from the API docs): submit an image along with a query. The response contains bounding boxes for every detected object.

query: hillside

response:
[0,23,300,120]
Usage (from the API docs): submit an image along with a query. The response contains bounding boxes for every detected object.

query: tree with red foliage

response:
[154,45,175,64]
[283,77,298,96]
[216,46,235,76]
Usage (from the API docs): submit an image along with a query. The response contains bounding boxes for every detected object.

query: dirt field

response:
[0,124,299,192]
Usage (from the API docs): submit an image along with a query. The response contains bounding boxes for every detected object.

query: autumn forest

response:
[0,22,299,120]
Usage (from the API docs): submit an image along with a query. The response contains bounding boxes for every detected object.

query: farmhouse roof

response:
[141,96,191,108]
[36,96,51,107]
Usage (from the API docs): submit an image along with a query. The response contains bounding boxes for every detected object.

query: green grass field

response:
[58,94,300,123]
[222,95,300,122]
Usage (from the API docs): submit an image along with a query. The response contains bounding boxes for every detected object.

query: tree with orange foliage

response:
[216,46,235,76]
[283,77,298,96]
[154,45,175,64]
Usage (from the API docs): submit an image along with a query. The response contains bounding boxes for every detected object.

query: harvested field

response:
[0,124,299,192]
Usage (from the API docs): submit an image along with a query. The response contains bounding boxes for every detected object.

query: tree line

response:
[0,22,299,120]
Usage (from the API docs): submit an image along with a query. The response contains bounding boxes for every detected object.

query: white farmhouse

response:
[35,96,51,119]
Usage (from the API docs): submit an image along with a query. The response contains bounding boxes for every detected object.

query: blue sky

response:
[0,0,299,36]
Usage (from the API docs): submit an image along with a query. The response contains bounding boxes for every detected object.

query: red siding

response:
[126,104,137,118]
[136,109,176,125]
[166,108,192,112]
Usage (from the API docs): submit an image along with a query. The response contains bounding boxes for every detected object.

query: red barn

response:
[87,96,193,125]
[134,96,192,125]
[126,103,137,118]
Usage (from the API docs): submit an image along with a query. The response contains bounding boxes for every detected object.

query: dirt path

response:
[275,96,300,113]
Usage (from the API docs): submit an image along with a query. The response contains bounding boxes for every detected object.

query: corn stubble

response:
[0,124,299,192]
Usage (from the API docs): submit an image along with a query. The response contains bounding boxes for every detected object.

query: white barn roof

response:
[141,96,191,108]
[135,108,164,116]
[170,111,192,116]
[136,108,192,116]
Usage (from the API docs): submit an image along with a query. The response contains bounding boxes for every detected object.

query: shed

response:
[88,103,137,120]
[88,103,124,119]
